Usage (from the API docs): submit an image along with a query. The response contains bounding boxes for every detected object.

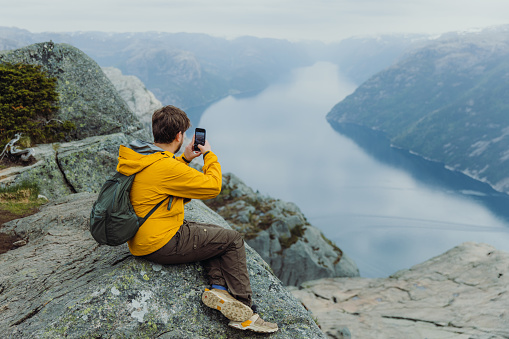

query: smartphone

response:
[193,128,206,152]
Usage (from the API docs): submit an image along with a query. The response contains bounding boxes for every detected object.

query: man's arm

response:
[160,138,221,200]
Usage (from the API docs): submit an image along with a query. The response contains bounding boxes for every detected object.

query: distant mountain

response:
[0,28,313,125]
[327,26,509,193]
[0,27,429,124]
[307,34,431,85]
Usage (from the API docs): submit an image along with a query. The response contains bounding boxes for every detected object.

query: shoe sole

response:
[229,320,279,333]
[202,289,253,322]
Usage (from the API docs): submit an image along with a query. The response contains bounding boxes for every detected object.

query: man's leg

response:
[198,226,252,306]
[197,225,278,333]
[143,220,252,303]
[142,221,252,317]
[142,220,277,332]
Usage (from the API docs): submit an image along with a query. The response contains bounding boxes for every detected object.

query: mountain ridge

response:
[0,26,431,124]
[327,26,509,193]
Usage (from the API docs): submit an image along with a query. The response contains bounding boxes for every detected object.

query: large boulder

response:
[0,43,156,199]
[291,242,509,338]
[204,173,359,286]
[0,42,146,140]
[0,193,325,338]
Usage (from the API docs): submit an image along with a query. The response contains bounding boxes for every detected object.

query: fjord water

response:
[198,62,509,277]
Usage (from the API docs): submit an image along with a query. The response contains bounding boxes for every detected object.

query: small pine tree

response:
[0,62,75,150]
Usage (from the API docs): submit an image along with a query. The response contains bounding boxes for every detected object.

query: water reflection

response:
[329,122,509,223]
[199,62,509,278]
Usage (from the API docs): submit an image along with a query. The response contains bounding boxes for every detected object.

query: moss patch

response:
[0,181,47,215]
[0,181,47,253]
[279,224,307,250]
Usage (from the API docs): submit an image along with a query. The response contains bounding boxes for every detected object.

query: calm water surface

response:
[198,62,509,277]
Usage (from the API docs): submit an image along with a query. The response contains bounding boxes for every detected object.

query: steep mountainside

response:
[327,26,509,192]
[322,34,430,85]
[204,173,359,286]
[103,66,162,134]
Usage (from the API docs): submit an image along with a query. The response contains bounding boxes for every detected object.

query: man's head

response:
[152,105,191,144]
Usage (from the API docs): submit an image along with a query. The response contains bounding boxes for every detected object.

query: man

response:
[116,105,278,333]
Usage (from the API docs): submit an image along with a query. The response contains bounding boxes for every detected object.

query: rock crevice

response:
[54,149,77,194]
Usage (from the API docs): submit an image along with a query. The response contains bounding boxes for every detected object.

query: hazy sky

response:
[1,0,508,42]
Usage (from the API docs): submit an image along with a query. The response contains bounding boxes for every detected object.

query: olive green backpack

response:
[89,172,169,246]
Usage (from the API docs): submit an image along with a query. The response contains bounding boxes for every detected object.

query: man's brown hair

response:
[152,105,191,143]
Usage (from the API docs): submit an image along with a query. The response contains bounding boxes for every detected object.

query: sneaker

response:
[202,288,253,322]
[228,314,279,333]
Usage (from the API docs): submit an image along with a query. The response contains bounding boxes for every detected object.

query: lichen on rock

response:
[1,132,145,199]
[0,193,325,338]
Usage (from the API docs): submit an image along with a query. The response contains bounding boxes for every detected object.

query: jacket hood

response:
[117,140,171,176]
[128,139,165,155]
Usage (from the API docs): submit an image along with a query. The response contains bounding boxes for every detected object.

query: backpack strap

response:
[139,195,171,225]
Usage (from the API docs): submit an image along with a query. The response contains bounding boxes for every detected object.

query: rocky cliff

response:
[0,193,325,338]
[0,42,145,140]
[0,42,150,197]
[322,34,429,85]
[204,173,359,286]
[103,66,163,134]
[0,41,329,337]
[290,242,509,339]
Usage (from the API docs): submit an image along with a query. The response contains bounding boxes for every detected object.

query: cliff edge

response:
[0,193,325,338]
[291,242,509,338]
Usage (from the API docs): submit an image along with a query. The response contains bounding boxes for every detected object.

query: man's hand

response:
[183,135,212,162]
[197,140,212,155]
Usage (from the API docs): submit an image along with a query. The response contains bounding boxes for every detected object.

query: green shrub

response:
[0,62,75,150]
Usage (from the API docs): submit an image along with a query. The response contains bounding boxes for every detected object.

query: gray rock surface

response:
[103,66,163,134]
[0,42,145,140]
[0,132,146,199]
[204,173,359,286]
[0,193,325,338]
[290,242,509,339]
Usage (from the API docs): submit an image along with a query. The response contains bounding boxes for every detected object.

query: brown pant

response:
[141,220,253,306]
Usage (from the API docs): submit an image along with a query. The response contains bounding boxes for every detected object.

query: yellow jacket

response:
[116,143,222,256]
